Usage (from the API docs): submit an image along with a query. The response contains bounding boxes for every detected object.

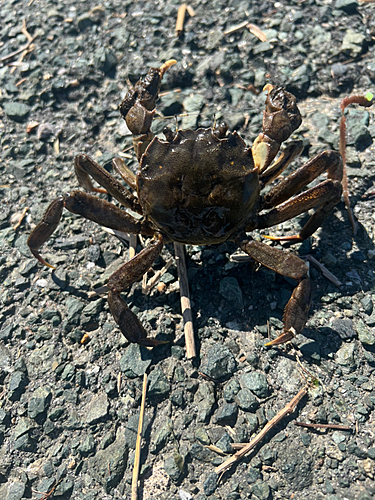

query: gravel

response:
[1,0,375,499]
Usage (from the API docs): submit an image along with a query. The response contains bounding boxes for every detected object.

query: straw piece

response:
[131,373,148,500]
[174,243,196,359]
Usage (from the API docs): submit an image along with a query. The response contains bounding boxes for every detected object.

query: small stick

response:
[32,479,63,500]
[174,243,196,359]
[224,20,249,36]
[339,92,373,235]
[129,234,137,259]
[246,23,267,42]
[176,4,187,36]
[1,35,36,62]
[11,206,29,230]
[295,422,352,431]
[142,257,174,293]
[131,373,148,500]
[305,255,342,287]
[215,385,308,475]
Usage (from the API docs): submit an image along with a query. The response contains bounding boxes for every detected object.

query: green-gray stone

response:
[200,344,237,381]
[119,343,152,378]
[219,277,243,310]
[240,372,269,398]
[3,102,31,121]
[89,429,128,491]
[356,319,375,345]
[84,393,109,425]
[148,368,170,396]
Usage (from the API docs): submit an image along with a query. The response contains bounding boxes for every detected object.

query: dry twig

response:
[175,4,195,36]
[215,385,308,475]
[305,255,342,287]
[32,479,63,500]
[223,21,249,36]
[142,257,174,293]
[131,373,148,500]
[295,422,352,431]
[247,23,267,42]
[339,92,373,235]
[174,243,196,359]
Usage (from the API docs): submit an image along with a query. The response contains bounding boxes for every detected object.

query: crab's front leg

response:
[252,85,302,173]
[239,238,311,346]
[119,60,176,160]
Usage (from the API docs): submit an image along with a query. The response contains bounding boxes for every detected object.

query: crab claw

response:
[160,59,177,77]
[252,86,302,173]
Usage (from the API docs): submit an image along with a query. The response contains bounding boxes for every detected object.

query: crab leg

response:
[240,239,311,346]
[256,178,342,234]
[261,150,343,209]
[107,235,165,346]
[254,150,343,240]
[259,140,304,188]
[27,191,154,268]
[112,157,137,190]
[74,154,142,213]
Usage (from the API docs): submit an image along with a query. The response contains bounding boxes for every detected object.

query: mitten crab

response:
[28,60,343,347]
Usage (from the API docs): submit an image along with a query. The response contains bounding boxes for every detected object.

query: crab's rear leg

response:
[27,190,154,269]
[240,238,311,346]
[255,150,343,240]
[107,235,166,346]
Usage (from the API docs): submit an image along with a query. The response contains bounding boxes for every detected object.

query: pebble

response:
[200,344,237,381]
[3,102,31,121]
[356,319,375,345]
[84,393,109,425]
[89,429,128,490]
[203,472,218,495]
[148,368,170,396]
[119,343,152,378]
[164,453,185,482]
[331,318,356,340]
[28,385,52,420]
[219,277,244,310]
[251,481,271,500]
[335,343,357,368]
[240,371,269,398]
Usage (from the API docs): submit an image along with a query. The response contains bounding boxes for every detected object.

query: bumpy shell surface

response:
[137,128,259,244]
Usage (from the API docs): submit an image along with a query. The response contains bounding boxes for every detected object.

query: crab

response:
[27,59,343,347]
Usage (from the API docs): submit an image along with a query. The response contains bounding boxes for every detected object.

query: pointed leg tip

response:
[30,249,56,269]
[262,234,302,242]
[265,330,295,347]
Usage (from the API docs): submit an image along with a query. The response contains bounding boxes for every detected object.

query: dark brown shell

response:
[137,128,259,244]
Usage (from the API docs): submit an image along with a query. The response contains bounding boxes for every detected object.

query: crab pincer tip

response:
[263,84,274,93]
[160,59,177,76]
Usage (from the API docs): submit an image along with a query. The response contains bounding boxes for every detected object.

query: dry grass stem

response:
[176,4,187,36]
[295,422,352,431]
[142,258,174,293]
[247,23,267,42]
[129,234,138,259]
[174,243,196,359]
[215,385,308,475]
[131,373,148,500]
[305,255,342,287]
[223,21,249,36]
